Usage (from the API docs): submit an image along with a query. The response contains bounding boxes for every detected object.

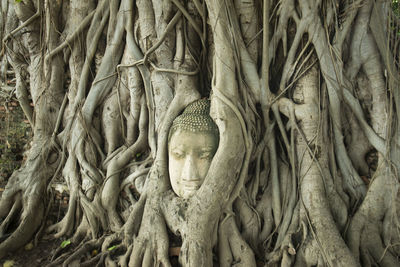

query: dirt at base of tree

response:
[0,237,61,267]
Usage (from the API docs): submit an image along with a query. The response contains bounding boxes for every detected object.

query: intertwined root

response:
[46,197,169,267]
[0,136,63,259]
[0,165,46,257]
[0,0,399,265]
[347,165,400,267]
[0,188,44,259]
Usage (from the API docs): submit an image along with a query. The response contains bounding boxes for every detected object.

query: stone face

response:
[168,99,219,198]
[168,130,218,198]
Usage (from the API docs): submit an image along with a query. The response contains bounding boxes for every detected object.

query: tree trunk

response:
[0,0,399,266]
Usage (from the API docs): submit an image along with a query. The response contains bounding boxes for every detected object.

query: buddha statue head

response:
[168,99,219,199]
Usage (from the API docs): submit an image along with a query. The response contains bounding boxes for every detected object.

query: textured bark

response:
[0,0,399,266]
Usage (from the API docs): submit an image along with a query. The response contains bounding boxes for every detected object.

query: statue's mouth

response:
[181,182,201,191]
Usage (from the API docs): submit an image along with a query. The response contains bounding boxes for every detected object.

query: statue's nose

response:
[181,155,199,181]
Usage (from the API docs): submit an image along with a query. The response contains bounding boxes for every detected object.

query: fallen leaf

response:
[60,239,71,248]
[24,242,34,250]
[107,245,117,251]
[3,260,15,267]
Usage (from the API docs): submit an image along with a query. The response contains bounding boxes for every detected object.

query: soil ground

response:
[0,237,61,267]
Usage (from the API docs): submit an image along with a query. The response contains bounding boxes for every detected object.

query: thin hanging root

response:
[259,0,281,227]
[2,0,41,43]
[139,10,182,64]
[170,0,204,47]
[47,9,97,60]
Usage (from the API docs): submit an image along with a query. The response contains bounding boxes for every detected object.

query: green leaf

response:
[15,0,22,3]
[60,240,71,248]
[107,245,117,251]
[136,153,141,158]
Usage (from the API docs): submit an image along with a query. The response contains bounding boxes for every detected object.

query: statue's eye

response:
[172,150,185,159]
[199,151,212,159]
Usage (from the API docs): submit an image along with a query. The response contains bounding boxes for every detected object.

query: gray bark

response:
[0,0,399,266]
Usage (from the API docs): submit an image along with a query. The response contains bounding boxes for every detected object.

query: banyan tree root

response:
[0,0,399,266]
[277,65,359,266]
[0,139,59,258]
[347,166,400,267]
[218,215,256,267]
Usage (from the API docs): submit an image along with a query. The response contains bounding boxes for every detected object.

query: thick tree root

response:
[218,215,256,267]
[0,195,44,259]
[1,0,399,266]
[0,138,58,259]
[348,166,400,266]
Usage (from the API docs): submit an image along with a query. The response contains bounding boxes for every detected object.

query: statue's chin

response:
[173,183,202,198]
[180,188,197,199]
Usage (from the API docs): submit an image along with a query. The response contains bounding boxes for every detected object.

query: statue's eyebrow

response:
[170,146,185,151]
[200,147,214,152]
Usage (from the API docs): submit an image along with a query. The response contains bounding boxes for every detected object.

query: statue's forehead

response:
[168,132,217,158]
[169,130,218,146]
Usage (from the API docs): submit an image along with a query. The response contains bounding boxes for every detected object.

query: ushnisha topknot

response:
[169,99,219,136]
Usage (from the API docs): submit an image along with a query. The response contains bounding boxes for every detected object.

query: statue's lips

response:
[180,181,201,191]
